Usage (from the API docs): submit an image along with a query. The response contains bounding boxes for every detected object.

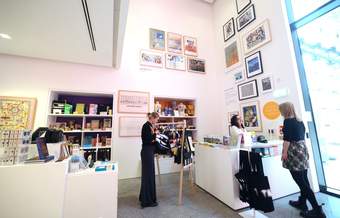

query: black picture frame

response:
[223,18,235,42]
[237,79,259,101]
[236,4,256,32]
[245,51,263,78]
[236,0,252,14]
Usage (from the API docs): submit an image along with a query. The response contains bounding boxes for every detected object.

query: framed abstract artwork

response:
[242,19,272,54]
[237,79,259,101]
[223,18,235,42]
[233,69,246,83]
[118,90,150,114]
[245,51,263,78]
[167,32,183,54]
[183,36,198,56]
[236,0,251,14]
[119,116,146,137]
[224,40,241,71]
[240,101,262,132]
[165,53,186,71]
[0,96,37,130]
[140,50,164,68]
[149,28,165,51]
[187,57,206,74]
[259,75,274,93]
[236,4,256,31]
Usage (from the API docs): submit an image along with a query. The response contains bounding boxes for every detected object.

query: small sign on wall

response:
[118,90,150,114]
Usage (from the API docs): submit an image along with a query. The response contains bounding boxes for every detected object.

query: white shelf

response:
[159,116,196,119]
[83,129,112,133]
[62,129,112,133]
[48,114,113,118]
[79,146,112,150]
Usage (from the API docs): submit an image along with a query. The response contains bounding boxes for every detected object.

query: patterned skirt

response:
[282,140,309,171]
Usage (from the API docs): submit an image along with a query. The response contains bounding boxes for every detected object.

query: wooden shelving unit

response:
[47,90,114,161]
[154,97,197,141]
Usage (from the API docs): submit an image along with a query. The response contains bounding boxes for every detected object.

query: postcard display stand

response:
[47,90,114,162]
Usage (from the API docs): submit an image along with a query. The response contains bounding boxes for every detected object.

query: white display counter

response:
[0,160,118,218]
[195,143,299,210]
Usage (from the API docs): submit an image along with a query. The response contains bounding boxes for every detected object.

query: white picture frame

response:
[118,90,150,114]
[225,40,241,72]
[260,75,274,94]
[242,19,272,54]
[233,69,246,83]
[183,36,198,56]
[237,79,259,101]
[140,50,164,68]
[119,116,146,137]
[165,53,186,71]
[240,101,262,132]
[187,57,206,74]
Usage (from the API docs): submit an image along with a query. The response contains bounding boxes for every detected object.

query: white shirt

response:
[230,125,246,146]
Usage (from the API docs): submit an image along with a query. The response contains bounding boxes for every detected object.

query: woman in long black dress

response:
[279,102,325,218]
[139,112,159,208]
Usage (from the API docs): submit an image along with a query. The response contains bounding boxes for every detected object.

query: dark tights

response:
[290,169,319,209]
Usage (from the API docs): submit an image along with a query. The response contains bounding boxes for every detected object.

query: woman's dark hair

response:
[147,112,159,119]
[230,114,243,128]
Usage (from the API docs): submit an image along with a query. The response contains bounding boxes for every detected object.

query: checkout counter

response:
[195,140,299,210]
[0,159,118,218]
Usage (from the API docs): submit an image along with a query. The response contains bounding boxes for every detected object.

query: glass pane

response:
[291,0,331,20]
[297,7,340,191]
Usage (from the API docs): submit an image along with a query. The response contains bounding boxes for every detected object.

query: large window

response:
[286,0,340,195]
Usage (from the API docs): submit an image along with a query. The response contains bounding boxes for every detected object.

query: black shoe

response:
[300,205,326,218]
[141,202,158,208]
[289,197,308,211]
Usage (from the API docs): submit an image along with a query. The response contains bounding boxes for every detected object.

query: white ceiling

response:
[0,0,128,67]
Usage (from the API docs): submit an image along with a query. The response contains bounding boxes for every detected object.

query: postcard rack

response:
[155,120,193,205]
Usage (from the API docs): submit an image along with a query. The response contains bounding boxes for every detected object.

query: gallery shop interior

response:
[0,0,339,217]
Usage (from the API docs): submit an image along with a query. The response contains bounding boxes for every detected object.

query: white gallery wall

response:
[0,0,220,179]
[0,0,320,187]
[212,0,319,191]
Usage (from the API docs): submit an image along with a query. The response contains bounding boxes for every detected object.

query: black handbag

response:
[32,127,64,143]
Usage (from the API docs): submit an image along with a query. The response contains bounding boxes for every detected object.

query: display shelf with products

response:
[154,97,197,141]
[47,90,114,161]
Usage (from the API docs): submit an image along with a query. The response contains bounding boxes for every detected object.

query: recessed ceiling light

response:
[0,33,12,40]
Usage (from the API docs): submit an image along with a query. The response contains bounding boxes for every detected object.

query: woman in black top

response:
[139,112,159,208]
[279,102,325,218]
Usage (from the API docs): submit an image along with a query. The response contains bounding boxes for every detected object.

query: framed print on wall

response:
[236,4,256,31]
[183,36,198,56]
[242,19,272,54]
[236,0,251,14]
[165,53,186,71]
[187,57,206,74]
[245,51,263,78]
[119,116,146,137]
[118,90,150,114]
[259,75,274,93]
[233,69,245,83]
[223,18,235,42]
[224,40,241,71]
[167,32,183,54]
[0,96,37,130]
[241,101,262,132]
[149,28,165,51]
[237,79,259,101]
[140,50,164,68]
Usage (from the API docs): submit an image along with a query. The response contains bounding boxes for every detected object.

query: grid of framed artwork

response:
[140,28,206,74]
[224,1,274,132]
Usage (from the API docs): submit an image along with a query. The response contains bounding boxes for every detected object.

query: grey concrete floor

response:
[118,173,340,218]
